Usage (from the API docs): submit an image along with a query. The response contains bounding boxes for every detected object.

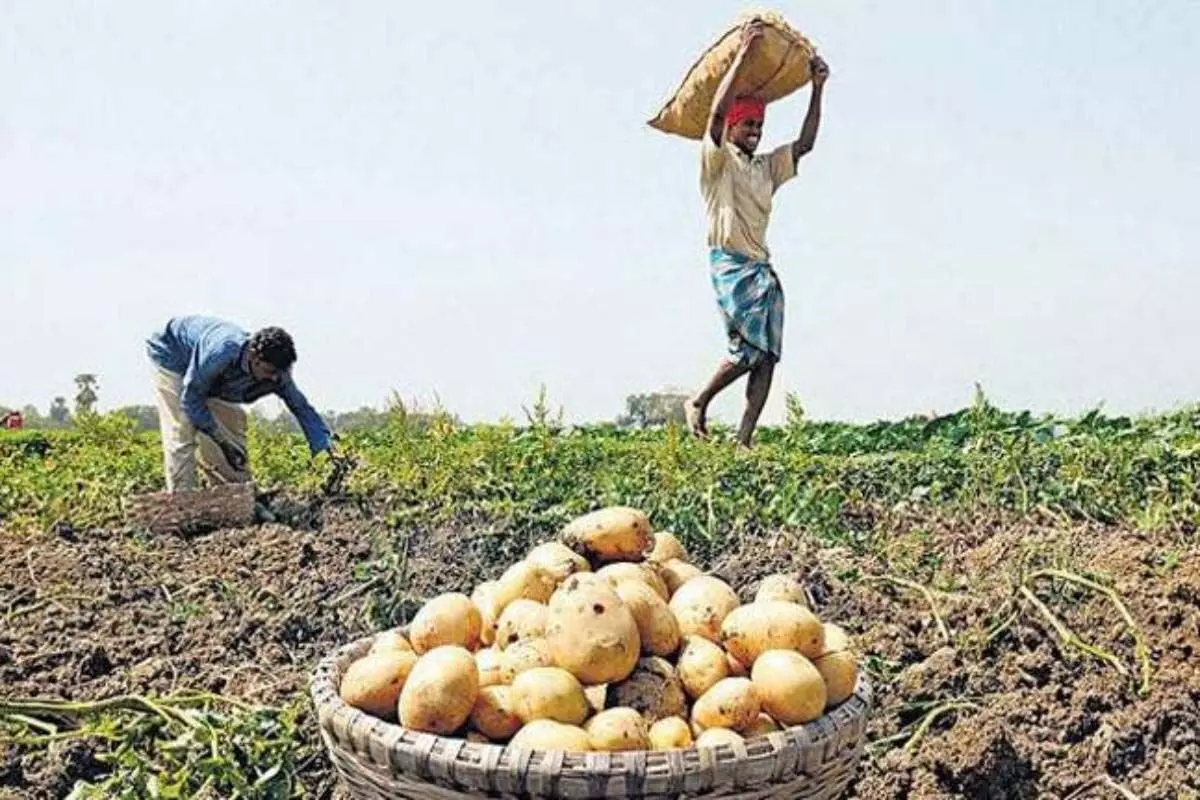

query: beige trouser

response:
[152,365,250,492]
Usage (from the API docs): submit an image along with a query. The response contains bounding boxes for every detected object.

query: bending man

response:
[146,315,335,492]
[686,20,830,448]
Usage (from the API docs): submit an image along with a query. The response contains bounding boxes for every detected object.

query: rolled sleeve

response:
[180,341,240,437]
[277,376,332,454]
[768,143,797,190]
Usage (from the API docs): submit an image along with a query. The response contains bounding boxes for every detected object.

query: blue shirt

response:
[147,315,332,454]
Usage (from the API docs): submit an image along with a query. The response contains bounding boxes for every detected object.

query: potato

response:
[815,650,858,708]
[585,707,650,752]
[597,562,670,601]
[511,667,590,725]
[475,647,505,688]
[648,531,687,563]
[751,650,826,725]
[818,623,851,657]
[527,541,591,583]
[494,561,557,613]
[609,656,688,723]
[695,727,744,750]
[470,685,523,741]
[495,599,548,650]
[545,576,640,685]
[669,576,740,643]
[676,636,730,699]
[648,716,693,750]
[659,559,703,596]
[398,646,478,734]
[720,601,824,666]
[557,572,610,592]
[472,581,502,647]
[754,574,808,606]
[339,650,418,721]
[368,629,413,656]
[500,637,555,684]
[726,652,748,678]
[613,580,681,657]
[743,712,781,738]
[409,593,483,654]
[509,720,591,753]
[561,506,652,563]
[584,684,608,715]
[691,677,760,733]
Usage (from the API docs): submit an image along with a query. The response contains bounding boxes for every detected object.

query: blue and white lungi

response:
[709,248,784,367]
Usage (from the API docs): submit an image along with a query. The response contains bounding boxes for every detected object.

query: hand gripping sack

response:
[648,11,818,141]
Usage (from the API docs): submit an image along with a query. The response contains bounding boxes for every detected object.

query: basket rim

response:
[309,632,873,770]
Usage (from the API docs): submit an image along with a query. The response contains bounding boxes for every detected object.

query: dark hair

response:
[249,327,297,370]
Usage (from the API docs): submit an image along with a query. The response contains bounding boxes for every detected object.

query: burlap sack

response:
[648,11,817,141]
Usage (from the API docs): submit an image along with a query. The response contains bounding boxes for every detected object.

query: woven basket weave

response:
[311,634,872,799]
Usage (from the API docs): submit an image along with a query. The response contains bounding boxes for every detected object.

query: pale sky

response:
[3,1,1198,425]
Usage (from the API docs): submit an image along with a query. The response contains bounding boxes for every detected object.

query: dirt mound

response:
[652,510,1199,799]
[2,516,369,705]
[2,504,1197,799]
[831,514,1200,800]
[0,510,546,798]
[0,508,379,797]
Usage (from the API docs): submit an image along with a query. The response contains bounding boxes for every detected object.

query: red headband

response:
[726,97,765,129]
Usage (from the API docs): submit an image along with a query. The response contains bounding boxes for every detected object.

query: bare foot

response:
[685,397,708,439]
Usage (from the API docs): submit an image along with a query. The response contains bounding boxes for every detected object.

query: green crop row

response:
[3,399,1199,543]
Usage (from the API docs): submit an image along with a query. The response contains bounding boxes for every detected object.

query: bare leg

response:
[687,360,750,438]
[736,359,776,448]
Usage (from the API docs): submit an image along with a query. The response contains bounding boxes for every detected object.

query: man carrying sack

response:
[146,315,336,494]
[685,20,830,448]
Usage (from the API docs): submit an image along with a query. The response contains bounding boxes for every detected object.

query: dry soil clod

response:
[866,574,951,643]
[1018,585,1128,676]
[1029,568,1152,695]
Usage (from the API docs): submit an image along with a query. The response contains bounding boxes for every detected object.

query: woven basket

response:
[311,634,872,799]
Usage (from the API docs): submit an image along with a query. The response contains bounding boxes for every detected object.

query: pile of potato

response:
[338,507,859,753]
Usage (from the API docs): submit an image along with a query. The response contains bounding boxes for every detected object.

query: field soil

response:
[2,503,1197,799]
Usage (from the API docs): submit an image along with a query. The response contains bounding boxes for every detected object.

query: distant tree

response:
[74,374,99,417]
[49,397,71,426]
[326,406,390,432]
[248,407,301,435]
[1,404,52,429]
[245,400,462,437]
[116,405,160,431]
[617,391,689,429]
[22,405,47,429]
